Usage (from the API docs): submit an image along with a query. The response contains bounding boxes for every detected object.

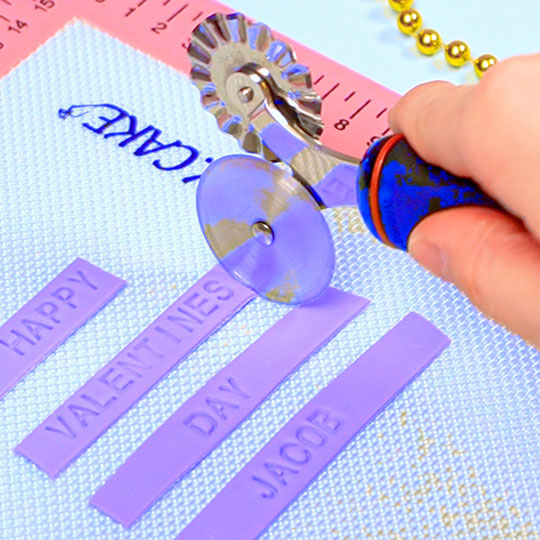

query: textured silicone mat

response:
[0,19,539,540]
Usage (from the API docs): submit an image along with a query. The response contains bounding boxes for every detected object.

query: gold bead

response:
[397,9,422,35]
[388,0,413,12]
[416,29,441,56]
[444,40,471,67]
[474,54,497,78]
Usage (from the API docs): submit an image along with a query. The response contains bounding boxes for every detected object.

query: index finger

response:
[389,80,473,178]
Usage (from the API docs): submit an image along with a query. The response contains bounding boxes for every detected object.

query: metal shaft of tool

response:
[227,66,360,209]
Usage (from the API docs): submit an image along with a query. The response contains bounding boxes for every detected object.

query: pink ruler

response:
[0,0,398,159]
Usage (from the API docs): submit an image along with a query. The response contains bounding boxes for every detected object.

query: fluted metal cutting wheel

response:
[188,12,323,161]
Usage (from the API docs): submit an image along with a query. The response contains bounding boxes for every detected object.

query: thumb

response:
[408,206,540,347]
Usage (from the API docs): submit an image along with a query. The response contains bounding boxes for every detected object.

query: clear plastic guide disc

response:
[197,155,335,304]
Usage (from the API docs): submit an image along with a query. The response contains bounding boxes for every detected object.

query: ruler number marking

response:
[8,20,29,33]
[334,119,349,131]
[125,0,147,17]
[151,21,167,33]
[1,17,29,33]
[33,0,56,12]
[349,99,371,120]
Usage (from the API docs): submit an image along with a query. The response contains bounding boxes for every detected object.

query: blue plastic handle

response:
[357,135,500,251]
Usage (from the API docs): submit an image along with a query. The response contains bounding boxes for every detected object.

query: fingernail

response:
[408,239,449,281]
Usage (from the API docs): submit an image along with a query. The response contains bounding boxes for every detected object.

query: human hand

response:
[389,53,540,348]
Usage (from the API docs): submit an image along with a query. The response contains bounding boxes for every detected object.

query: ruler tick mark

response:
[167,3,188,22]
[376,107,388,118]
[192,10,203,21]
[0,13,10,23]
[350,99,371,119]
[344,91,356,102]
[382,127,390,136]
[322,83,339,100]
[137,0,148,7]
[163,0,172,4]
[314,75,324,85]
[0,0,12,6]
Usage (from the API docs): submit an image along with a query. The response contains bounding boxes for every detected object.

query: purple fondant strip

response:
[175,313,450,540]
[0,258,125,400]
[16,265,255,478]
[90,288,369,528]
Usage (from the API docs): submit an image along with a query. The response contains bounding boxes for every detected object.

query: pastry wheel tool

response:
[188,12,501,304]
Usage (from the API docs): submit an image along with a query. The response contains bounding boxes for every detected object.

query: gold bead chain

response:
[387,0,497,78]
